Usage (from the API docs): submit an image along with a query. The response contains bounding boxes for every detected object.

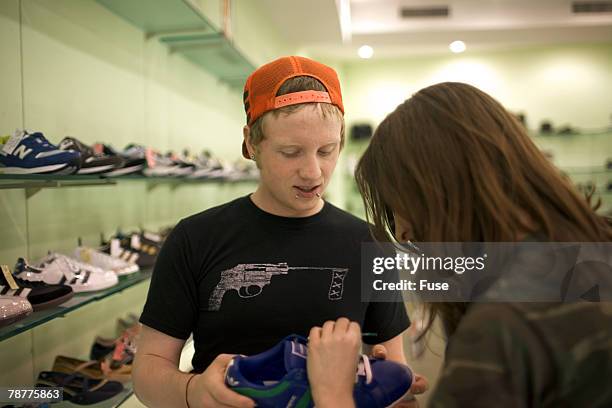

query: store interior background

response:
[1,0,611,406]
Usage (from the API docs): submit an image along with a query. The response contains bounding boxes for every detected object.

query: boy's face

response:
[249,104,342,217]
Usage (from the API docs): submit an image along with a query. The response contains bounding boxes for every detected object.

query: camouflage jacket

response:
[429,302,612,407]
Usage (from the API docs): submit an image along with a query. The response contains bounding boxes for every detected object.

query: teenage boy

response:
[133,56,412,408]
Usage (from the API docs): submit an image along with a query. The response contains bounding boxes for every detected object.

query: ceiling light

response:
[449,40,466,53]
[358,45,374,59]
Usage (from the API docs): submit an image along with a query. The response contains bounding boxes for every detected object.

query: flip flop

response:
[53,355,132,383]
[36,371,123,405]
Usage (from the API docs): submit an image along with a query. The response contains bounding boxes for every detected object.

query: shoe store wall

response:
[340,43,612,217]
[0,0,295,388]
[342,43,612,128]
[2,0,611,398]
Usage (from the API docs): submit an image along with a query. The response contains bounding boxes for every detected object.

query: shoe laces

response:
[13,259,46,283]
[61,253,106,273]
[29,132,53,148]
[356,354,373,385]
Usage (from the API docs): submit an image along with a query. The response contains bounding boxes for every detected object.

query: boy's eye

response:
[318,149,334,156]
[280,150,299,158]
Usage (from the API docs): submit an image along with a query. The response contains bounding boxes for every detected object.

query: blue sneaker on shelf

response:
[0,130,81,174]
[225,335,413,408]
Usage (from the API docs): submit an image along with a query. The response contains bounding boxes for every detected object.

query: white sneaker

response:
[74,247,139,276]
[16,253,118,292]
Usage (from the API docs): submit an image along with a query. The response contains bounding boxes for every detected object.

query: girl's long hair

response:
[355,82,612,336]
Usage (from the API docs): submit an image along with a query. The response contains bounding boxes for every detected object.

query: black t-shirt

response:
[140,195,409,372]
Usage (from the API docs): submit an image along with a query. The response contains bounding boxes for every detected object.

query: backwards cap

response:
[242,56,344,159]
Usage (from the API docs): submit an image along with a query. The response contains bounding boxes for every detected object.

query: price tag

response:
[145,148,156,168]
[79,248,92,263]
[131,234,141,250]
[1,133,24,155]
[110,238,121,257]
[144,232,161,243]
[92,143,104,155]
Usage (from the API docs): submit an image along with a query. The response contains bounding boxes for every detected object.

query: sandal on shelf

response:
[36,371,123,405]
[52,355,132,383]
[52,356,103,380]
[99,358,132,383]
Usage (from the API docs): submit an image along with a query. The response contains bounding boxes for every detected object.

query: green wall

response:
[0,0,293,390]
[1,1,611,401]
[341,43,612,130]
[333,43,612,217]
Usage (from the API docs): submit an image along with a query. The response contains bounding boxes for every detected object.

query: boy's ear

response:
[242,125,253,159]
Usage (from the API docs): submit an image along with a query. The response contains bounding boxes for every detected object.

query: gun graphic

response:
[208,263,348,311]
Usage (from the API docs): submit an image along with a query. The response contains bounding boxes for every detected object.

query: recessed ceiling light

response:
[449,40,466,53]
[358,45,374,59]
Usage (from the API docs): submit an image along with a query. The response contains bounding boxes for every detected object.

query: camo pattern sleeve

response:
[429,303,612,408]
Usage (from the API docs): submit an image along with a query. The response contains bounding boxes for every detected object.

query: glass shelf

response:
[48,383,134,408]
[0,174,258,191]
[96,0,216,35]
[114,387,135,408]
[119,174,258,183]
[160,32,255,89]
[560,167,612,176]
[531,130,612,138]
[0,270,152,342]
[96,0,255,89]
[0,174,117,191]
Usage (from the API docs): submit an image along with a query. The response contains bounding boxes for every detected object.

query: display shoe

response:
[74,247,139,276]
[90,328,138,365]
[15,254,118,293]
[92,143,146,177]
[0,130,80,174]
[116,313,140,337]
[52,355,132,384]
[142,150,181,177]
[58,137,124,175]
[101,232,159,269]
[36,371,124,405]
[0,295,33,328]
[4,260,73,310]
[90,336,116,361]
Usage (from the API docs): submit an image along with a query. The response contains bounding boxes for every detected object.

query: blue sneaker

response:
[225,335,413,408]
[0,130,81,174]
[353,354,414,407]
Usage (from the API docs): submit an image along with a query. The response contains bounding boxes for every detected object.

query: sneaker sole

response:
[387,387,414,407]
[71,278,118,292]
[116,266,139,276]
[52,165,78,175]
[102,164,145,177]
[0,163,71,174]
[77,164,117,174]
[0,308,32,328]
[30,290,74,311]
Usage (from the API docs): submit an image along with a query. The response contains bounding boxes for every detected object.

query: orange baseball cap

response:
[242,56,344,159]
